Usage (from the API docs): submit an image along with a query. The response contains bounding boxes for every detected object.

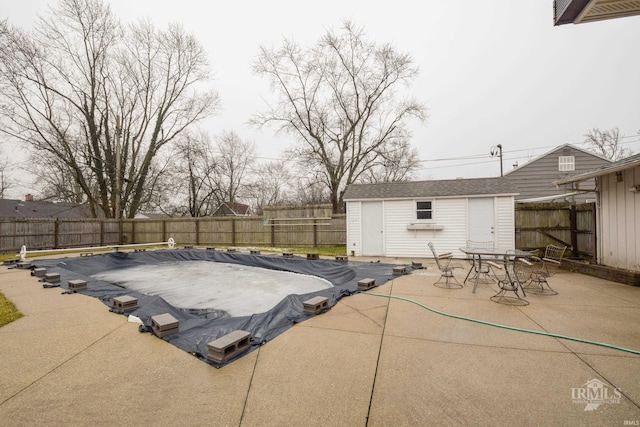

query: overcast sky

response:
[2,0,639,198]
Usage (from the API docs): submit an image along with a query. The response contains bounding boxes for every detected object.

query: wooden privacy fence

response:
[515,202,596,260]
[0,219,121,253]
[1,203,594,259]
[121,216,346,248]
[0,215,346,254]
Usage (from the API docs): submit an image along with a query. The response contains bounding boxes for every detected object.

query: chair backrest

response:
[544,244,567,262]
[466,241,494,265]
[466,240,494,250]
[492,249,516,280]
[428,242,438,260]
[513,256,534,284]
[428,242,444,270]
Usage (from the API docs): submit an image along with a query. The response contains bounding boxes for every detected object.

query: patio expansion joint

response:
[570,351,640,410]
[364,278,394,426]
[298,323,384,337]
[330,301,388,329]
[239,346,262,426]
[0,321,130,407]
[518,309,640,409]
[517,307,615,355]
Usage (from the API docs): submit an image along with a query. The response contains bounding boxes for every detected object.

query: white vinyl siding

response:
[495,196,515,249]
[598,165,640,270]
[346,201,361,256]
[384,200,422,257]
[383,198,468,258]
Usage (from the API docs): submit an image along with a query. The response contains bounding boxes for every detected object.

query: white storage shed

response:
[343,177,519,258]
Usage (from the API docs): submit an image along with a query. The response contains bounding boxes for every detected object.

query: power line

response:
[417,136,640,167]
[250,134,640,166]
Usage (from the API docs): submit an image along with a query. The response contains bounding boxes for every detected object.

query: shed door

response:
[468,198,495,243]
[361,201,384,256]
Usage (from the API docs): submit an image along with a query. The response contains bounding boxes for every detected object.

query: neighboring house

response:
[504,144,611,202]
[343,177,519,258]
[134,212,173,219]
[0,194,95,219]
[554,0,640,25]
[212,202,251,217]
[554,153,640,272]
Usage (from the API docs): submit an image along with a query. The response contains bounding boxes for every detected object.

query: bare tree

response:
[252,21,426,213]
[0,147,11,199]
[168,131,221,217]
[360,137,421,183]
[214,130,256,206]
[0,0,219,218]
[290,174,331,206]
[244,160,293,215]
[584,128,633,161]
[32,152,85,203]
[159,130,256,216]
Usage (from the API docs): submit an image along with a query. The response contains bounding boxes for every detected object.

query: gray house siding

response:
[504,144,610,202]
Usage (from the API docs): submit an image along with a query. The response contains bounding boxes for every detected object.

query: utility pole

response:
[490,144,504,177]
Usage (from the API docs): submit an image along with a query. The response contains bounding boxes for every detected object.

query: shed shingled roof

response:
[343,177,519,200]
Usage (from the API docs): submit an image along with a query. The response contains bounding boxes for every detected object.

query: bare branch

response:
[251,20,426,212]
[583,127,632,161]
[0,0,220,218]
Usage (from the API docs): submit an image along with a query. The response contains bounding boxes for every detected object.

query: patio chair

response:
[463,240,496,285]
[487,253,531,306]
[524,244,566,295]
[428,242,464,289]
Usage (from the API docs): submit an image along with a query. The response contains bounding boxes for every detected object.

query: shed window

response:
[416,201,433,220]
[558,156,575,172]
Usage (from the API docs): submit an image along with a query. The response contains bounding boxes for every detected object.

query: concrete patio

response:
[1,255,639,426]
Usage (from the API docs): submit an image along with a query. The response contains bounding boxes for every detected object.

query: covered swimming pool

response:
[32,249,401,366]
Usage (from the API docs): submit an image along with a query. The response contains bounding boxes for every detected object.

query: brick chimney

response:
[25,194,33,201]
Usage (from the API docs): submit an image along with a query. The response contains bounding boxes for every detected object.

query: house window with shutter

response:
[416,201,433,220]
[558,155,575,172]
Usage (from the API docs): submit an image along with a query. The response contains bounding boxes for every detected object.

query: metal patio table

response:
[459,247,531,293]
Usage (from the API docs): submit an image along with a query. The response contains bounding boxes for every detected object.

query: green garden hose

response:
[361,291,640,356]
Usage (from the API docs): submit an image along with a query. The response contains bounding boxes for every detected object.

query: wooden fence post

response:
[231,219,236,246]
[270,221,275,247]
[570,204,577,256]
[313,223,317,248]
[54,219,60,249]
[100,220,104,246]
[195,219,200,246]
[162,220,167,243]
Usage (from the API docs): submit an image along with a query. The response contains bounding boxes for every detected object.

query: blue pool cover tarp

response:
[30,249,407,367]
